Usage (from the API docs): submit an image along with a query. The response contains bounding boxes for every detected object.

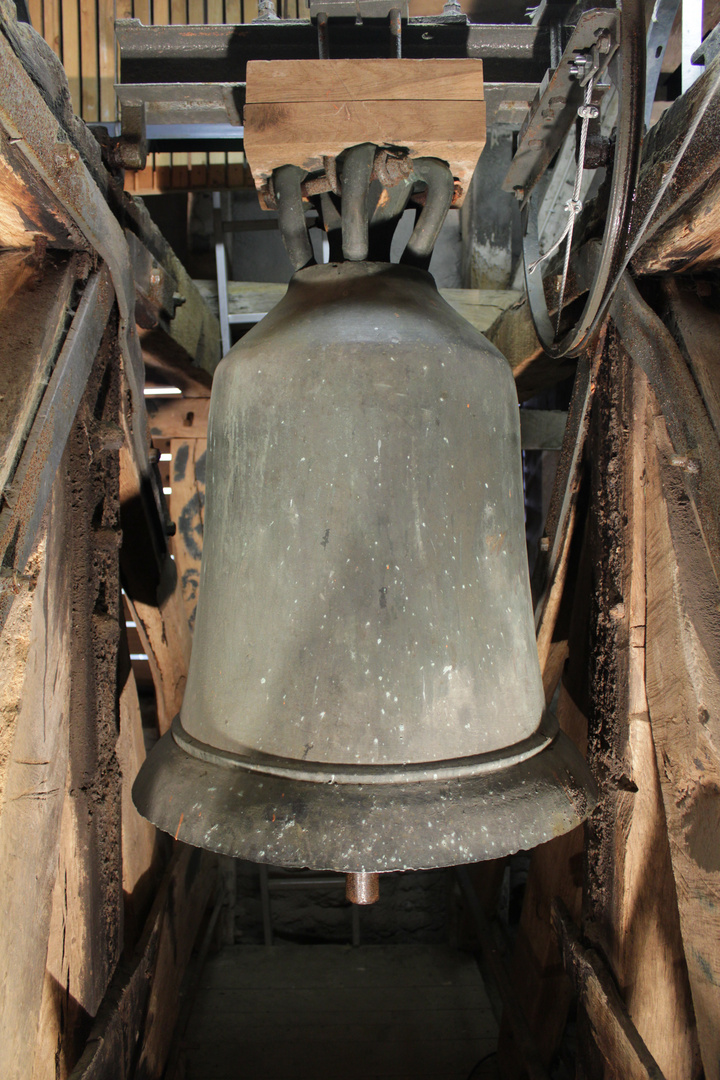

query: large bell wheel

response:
[520,0,646,359]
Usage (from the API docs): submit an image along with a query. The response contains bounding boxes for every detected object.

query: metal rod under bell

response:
[346,872,380,905]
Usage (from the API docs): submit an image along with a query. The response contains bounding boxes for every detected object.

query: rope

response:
[528,74,597,336]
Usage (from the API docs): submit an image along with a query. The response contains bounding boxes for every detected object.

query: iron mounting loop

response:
[401,158,455,268]
[273,164,315,271]
[341,143,376,261]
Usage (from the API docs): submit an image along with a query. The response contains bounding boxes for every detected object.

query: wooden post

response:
[645,395,720,1080]
[582,337,701,1079]
[30,326,126,1080]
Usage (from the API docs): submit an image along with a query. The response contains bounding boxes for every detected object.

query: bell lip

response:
[172,713,559,786]
[132,717,598,874]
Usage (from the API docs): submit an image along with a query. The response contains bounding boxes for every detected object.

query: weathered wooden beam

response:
[631,50,720,275]
[611,272,720,593]
[662,279,720,440]
[194,278,523,338]
[0,441,73,1080]
[551,900,668,1080]
[31,341,128,1079]
[0,265,115,628]
[0,251,83,494]
[0,124,86,250]
[645,403,720,1080]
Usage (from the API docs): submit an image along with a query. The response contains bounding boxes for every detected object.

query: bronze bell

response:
[133,257,596,878]
[134,148,596,889]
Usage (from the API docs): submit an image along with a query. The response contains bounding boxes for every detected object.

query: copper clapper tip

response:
[346,872,380,905]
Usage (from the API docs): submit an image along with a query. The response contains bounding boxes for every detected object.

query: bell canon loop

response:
[133,260,597,873]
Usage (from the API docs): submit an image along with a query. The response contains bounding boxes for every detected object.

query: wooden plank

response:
[611,272,720,595]
[134,0,151,24]
[662,279,720,441]
[44,0,63,56]
[244,98,486,208]
[0,127,85,249]
[245,59,485,103]
[99,0,119,122]
[0,252,81,494]
[0,268,115,591]
[153,0,171,24]
[27,0,42,32]
[169,438,207,629]
[0,461,73,1080]
[31,332,125,1080]
[79,0,99,120]
[583,357,702,1080]
[645,403,720,1080]
[632,51,720,275]
[61,0,81,115]
[224,0,241,22]
[194,279,521,335]
[552,900,668,1080]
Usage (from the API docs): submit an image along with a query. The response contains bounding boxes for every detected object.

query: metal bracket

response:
[502,8,619,203]
[114,99,147,171]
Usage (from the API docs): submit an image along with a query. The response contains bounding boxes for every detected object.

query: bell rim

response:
[172,713,558,786]
[132,717,598,873]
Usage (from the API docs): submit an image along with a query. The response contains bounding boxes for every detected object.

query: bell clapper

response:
[346,872,380,905]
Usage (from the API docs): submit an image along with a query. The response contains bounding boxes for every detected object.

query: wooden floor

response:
[182,943,499,1080]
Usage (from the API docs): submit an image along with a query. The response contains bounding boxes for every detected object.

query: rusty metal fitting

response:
[346,872,380,905]
[372,148,414,189]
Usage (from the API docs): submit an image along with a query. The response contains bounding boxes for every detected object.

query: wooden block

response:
[244,59,485,208]
[245,58,485,103]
